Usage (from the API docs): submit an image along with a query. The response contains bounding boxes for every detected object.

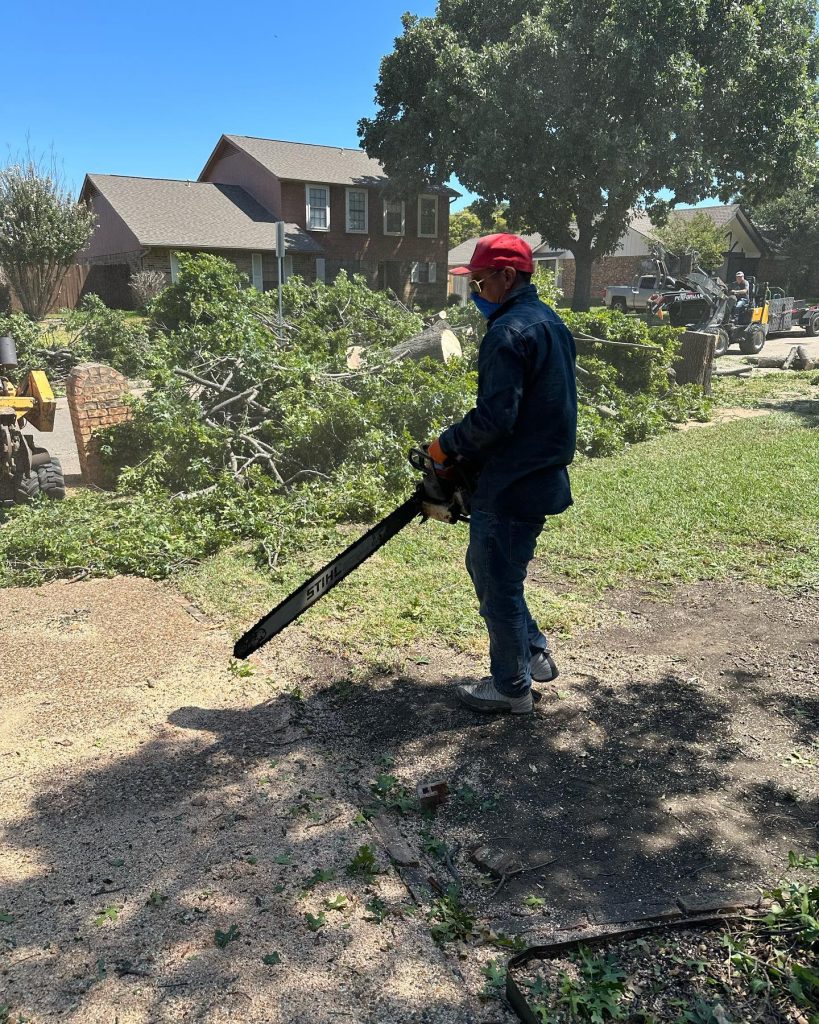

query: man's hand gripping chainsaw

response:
[408,445,475,524]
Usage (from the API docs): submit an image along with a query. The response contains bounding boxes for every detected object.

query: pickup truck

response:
[603,274,659,311]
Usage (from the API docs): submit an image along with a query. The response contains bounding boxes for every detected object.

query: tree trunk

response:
[571,242,595,312]
[388,323,462,363]
[674,331,716,392]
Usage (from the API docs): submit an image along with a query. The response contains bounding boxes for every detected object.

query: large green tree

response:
[449,200,509,247]
[654,211,728,273]
[0,156,96,319]
[360,0,819,310]
[753,187,819,292]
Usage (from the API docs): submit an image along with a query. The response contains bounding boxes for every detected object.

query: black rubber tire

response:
[739,325,766,355]
[36,457,66,500]
[713,329,730,357]
[804,312,819,337]
[13,471,40,504]
[611,297,627,312]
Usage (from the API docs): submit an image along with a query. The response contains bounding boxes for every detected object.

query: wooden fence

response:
[6,262,135,314]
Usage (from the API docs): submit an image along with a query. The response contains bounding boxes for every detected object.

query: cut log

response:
[674,331,716,392]
[388,323,462,364]
[747,345,818,370]
[714,365,754,377]
[748,355,788,368]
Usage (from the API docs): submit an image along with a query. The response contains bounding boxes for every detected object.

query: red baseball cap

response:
[451,233,534,275]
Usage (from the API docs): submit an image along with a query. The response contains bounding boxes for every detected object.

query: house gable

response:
[199,135,283,218]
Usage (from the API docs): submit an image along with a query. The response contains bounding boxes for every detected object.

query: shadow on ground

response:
[1,580,816,1021]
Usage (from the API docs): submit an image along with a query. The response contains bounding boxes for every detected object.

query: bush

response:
[65,294,156,378]
[0,254,712,588]
[130,269,167,310]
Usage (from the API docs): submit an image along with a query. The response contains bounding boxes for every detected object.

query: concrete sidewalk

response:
[27,396,81,483]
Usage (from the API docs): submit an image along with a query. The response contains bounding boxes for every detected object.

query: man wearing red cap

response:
[428,233,577,714]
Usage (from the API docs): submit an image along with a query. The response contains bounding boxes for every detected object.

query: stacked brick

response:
[66,364,132,487]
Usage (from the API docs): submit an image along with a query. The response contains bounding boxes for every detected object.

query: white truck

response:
[603,273,659,311]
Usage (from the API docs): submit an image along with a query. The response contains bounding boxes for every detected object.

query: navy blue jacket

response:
[439,284,577,518]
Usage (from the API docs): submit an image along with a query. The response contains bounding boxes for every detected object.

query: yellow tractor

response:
[0,334,65,505]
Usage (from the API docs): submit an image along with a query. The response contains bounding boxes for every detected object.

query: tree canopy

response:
[754,187,819,293]
[654,211,728,273]
[449,200,509,247]
[0,156,95,319]
[360,0,819,309]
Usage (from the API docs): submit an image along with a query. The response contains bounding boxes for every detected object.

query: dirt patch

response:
[318,580,818,939]
[0,578,485,1023]
[1,576,817,1022]
[675,406,769,430]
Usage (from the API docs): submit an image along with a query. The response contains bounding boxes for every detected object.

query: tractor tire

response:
[739,325,766,355]
[13,471,40,504]
[36,457,66,500]
[611,297,627,312]
[804,311,819,337]
[713,329,730,358]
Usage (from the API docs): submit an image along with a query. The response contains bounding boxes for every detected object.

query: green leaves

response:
[94,906,119,926]
[346,845,380,878]
[304,911,327,932]
[214,924,240,948]
[361,0,819,308]
[0,155,96,318]
[261,951,281,966]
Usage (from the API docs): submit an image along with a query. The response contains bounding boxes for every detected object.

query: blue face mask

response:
[471,292,502,319]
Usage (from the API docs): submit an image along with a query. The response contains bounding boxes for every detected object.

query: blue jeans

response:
[465,509,549,697]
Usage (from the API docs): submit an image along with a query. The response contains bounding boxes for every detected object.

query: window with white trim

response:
[383,198,405,236]
[410,261,438,284]
[251,253,263,291]
[418,195,438,237]
[315,257,326,283]
[169,252,180,283]
[345,188,368,233]
[306,184,330,231]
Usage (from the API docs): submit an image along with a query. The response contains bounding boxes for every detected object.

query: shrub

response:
[130,269,167,310]
[0,253,709,588]
[65,294,155,378]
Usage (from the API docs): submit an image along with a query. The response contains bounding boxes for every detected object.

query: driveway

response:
[723,325,818,361]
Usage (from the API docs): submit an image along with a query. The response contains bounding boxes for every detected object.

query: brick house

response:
[448,205,769,304]
[78,135,456,308]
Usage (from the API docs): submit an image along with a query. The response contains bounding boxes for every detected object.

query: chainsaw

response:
[233,447,476,659]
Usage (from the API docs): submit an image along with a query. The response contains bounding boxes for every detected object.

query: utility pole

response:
[276,220,286,342]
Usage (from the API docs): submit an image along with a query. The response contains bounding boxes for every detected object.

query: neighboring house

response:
[78,134,456,309]
[448,205,769,303]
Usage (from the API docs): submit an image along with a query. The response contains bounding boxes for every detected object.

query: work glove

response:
[426,438,449,466]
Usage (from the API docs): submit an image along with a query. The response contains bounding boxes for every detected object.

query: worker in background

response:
[731,271,750,311]
[426,234,577,715]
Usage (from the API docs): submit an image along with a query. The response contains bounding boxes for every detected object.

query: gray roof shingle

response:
[83,174,323,254]
[221,135,459,195]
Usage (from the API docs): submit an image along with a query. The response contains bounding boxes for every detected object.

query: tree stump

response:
[674,331,716,393]
[388,322,462,364]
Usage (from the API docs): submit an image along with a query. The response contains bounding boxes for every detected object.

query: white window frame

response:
[417,195,438,238]
[383,198,406,236]
[169,252,180,283]
[251,252,263,291]
[345,188,368,233]
[315,257,326,283]
[305,183,330,232]
[410,261,438,284]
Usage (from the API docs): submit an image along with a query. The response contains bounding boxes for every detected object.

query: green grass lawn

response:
[178,382,819,663]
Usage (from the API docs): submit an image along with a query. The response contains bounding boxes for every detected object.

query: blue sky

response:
[1,0,477,209]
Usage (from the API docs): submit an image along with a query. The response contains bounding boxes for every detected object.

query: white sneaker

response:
[456,677,533,714]
[530,650,558,683]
